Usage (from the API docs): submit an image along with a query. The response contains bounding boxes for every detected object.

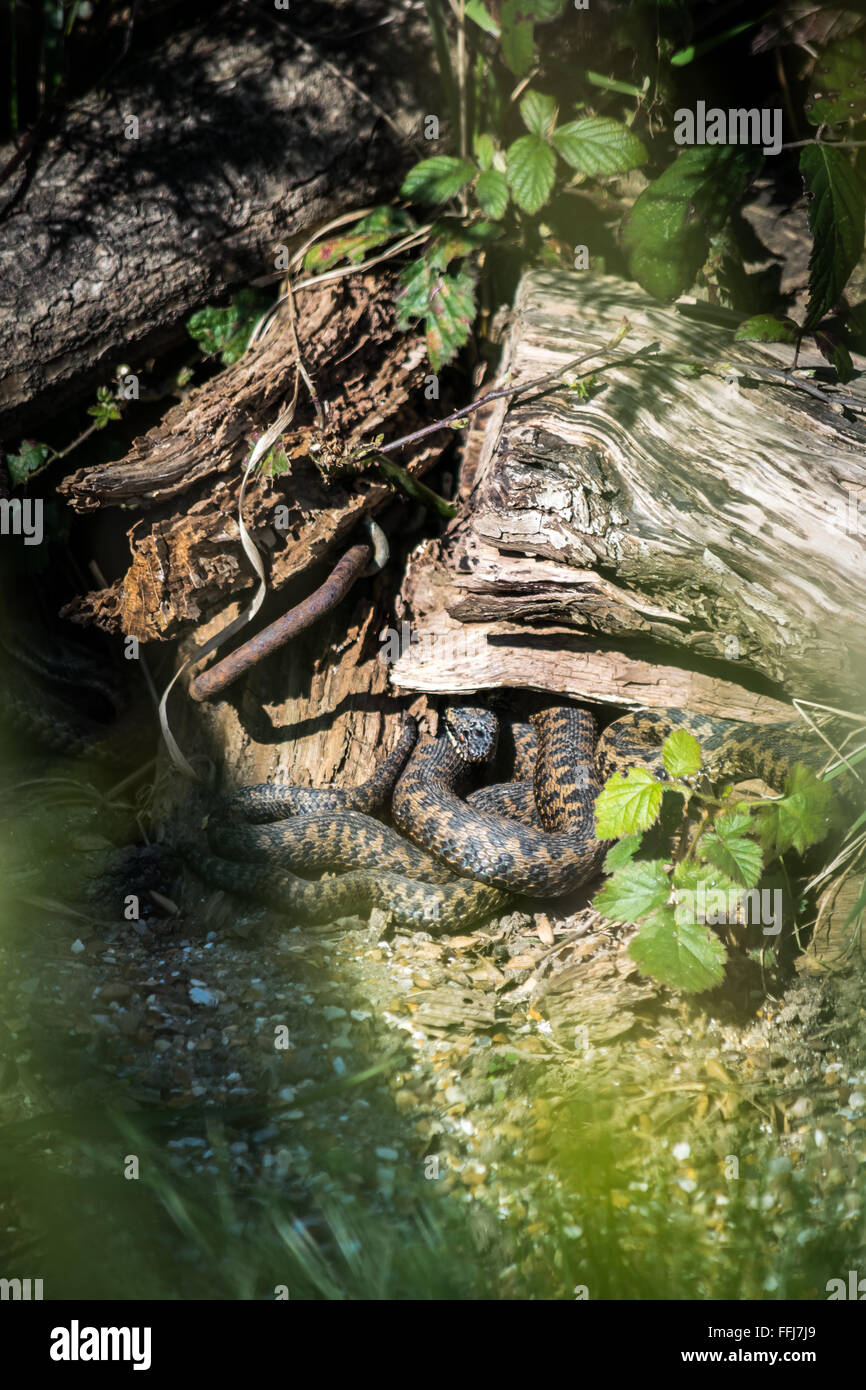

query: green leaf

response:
[622,147,759,301]
[7,441,52,486]
[520,90,557,137]
[734,314,799,344]
[813,328,855,382]
[702,817,763,889]
[595,769,663,839]
[603,833,643,872]
[807,35,866,126]
[186,289,269,365]
[594,859,670,923]
[524,0,567,18]
[400,156,477,204]
[302,207,415,273]
[629,910,727,993]
[755,762,835,858]
[87,387,121,428]
[800,144,865,329]
[425,219,501,270]
[500,0,534,76]
[662,728,702,780]
[506,134,557,214]
[465,0,500,36]
[673,860,740,896]
[396,261,477,371]
[475,168,509,218]
[474,132,496,171]
[552,117,647,176]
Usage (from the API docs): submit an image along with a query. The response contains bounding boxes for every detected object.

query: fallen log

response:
[0,0,430,438]
[391,269,866,710]
[59,272,443,641]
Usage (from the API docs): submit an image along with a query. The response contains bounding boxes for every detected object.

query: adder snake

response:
[180,704,839,932]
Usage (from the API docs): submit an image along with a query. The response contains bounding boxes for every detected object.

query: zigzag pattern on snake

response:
[179,704,839,932]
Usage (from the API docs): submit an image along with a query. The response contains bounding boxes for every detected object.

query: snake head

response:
[443,706,498,764]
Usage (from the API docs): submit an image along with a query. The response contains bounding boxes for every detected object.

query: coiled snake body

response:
[180,705,837,932]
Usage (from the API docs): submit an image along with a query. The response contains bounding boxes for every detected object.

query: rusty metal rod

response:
[188,540,372,702]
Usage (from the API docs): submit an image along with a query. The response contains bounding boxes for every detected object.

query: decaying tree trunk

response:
[0,0,431,438]
[59,271,443,641]
[155,563,422,839]
[391,269,866,712]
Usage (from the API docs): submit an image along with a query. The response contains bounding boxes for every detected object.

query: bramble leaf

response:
[396,261,477,371]
[186,290,269,365]
[629,911,728,993]
[520,90,557,137]
[7,441,52,485]
[302,208,415,273]
[603,833,643,872]
[476,169,509,218]
[622,147,759,300]
[800,144,865,329]
[735,314,799,344]
[807,34,866,126]
[755,762,835,857]
[401,156,477,204]
[552,117,647,176]
[500,0,534,75]
[595,768,663,838]
[594,859,670,923]
[474,133,496,171]
[506,134,557,214]
[662,728,702,780]
[702,812,763,888]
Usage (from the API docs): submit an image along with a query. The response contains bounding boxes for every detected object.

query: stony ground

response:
[3,814,866,1300]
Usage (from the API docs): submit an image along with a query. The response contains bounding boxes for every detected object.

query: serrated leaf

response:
[552,116,647,176]
[520,90,557,137]
[7,441,52,485]
[629,911,727,993]
[186,289,269,365]
[673,860,741,896]
[662,728,702,779]
[401,156,477,204]
[500,0,534,75]
[594,859,670,923]
[506,134,557,214]
[734,314,799,344]
[397,261,477,371]
[474,133,496,171]
[475,168,509,218]
[807,34,866,126]
[622,147,759,301]
[303,207,415,273]
[603,833,643,872]
[812,328,855,382]
[425,267,477,369]
[426,220,499,269]
[756,762,835,857]
[595,768,663,838]
[702,830,763,889]
[800,144,865,329]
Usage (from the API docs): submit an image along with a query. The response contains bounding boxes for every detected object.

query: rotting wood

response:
[0,0,432,437]
[59,274,444,641]
[391,269,866,707]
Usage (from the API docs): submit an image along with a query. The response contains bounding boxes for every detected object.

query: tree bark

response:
[391,269,866,709]
[0,0,432,438]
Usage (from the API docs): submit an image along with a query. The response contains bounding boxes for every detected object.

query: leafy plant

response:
[593,727,836,994]
[186,289,270,366]
[371,2,866,380]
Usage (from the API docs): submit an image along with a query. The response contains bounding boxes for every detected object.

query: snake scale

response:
[179,704,839,932]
